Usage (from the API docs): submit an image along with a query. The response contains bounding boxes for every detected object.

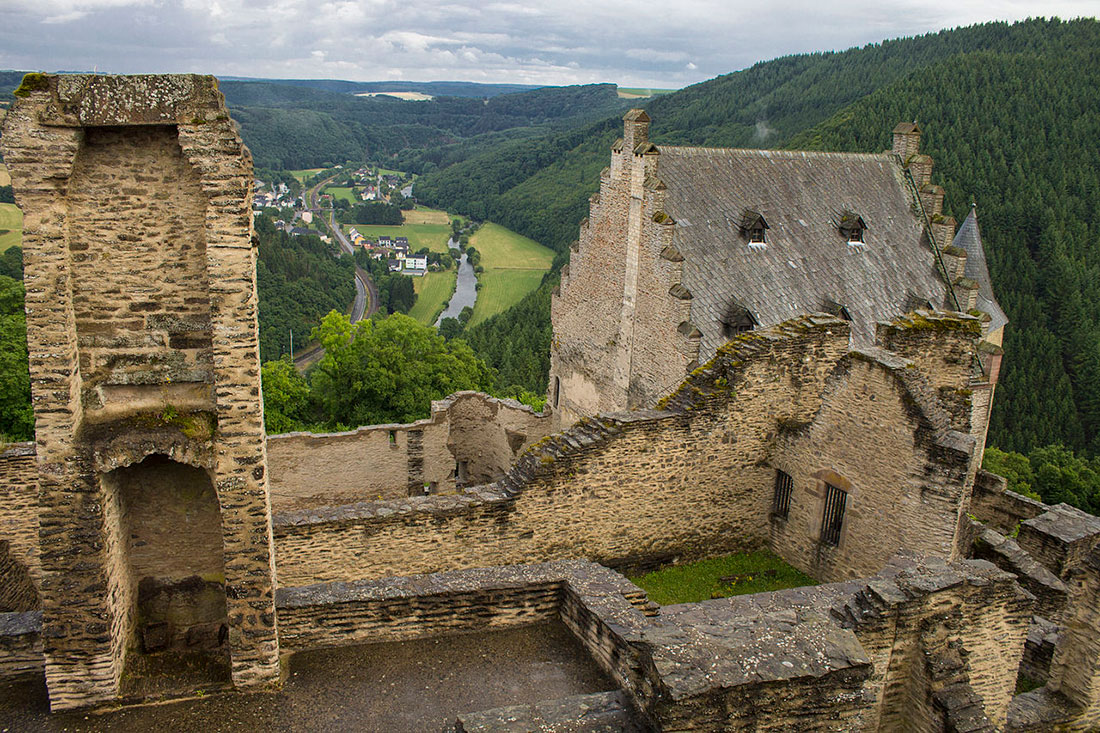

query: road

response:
[292,174,380,370]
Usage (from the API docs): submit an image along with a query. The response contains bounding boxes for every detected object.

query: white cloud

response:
[1,0,1096,87]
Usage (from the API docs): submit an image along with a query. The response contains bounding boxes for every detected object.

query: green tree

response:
[309,311,493,427]
[260,356,311,434]
[0,276,33,441]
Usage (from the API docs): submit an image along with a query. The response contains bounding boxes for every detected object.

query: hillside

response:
[425,18,1100,458]
[219,80,630,170]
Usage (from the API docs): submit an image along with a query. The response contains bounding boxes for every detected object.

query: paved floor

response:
[0,623,616,732]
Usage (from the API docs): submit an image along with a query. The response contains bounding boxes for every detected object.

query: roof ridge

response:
[663,146,889,160]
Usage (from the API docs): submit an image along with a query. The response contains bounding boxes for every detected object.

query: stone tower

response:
[1,74,280,709]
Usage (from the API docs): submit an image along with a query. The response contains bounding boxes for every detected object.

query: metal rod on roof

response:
[898,158,962,312]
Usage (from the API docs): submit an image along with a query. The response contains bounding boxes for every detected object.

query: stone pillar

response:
[892,121,921,160]
[1,73,280,710]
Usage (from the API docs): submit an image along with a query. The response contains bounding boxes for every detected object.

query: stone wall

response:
[772,349,974,583]
[0,611,43,680]
[266,392,550,510]
[274,316,982,589]
[2,73,279,710]
[549,114,694,429]
[969,469,1047,536]
[0,443,39,589]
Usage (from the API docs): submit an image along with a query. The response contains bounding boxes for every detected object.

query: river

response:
[436,239,478,324]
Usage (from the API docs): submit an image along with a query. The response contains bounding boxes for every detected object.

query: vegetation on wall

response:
[0,275,32,442]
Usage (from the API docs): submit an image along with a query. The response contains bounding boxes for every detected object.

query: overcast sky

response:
[2,1,1098,88]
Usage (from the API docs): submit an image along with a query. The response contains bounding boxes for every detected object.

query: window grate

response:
[821,483,847,546]
[772,470,793,519]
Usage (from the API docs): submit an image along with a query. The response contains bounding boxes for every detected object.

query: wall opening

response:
[103,454,230,686]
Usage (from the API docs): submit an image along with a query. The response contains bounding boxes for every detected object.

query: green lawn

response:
[629,551,817,606]
[467,222,553,327]
[0,203,22,253]
[353,222,452,254]
[407,270,457,325]
[326,186,358,205]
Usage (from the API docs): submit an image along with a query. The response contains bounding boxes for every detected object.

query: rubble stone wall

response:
[0,444,39,588]
[266,392,550,510]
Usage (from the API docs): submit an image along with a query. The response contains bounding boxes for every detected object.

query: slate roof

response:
[953,206,1008,332]
[657,146,947,351]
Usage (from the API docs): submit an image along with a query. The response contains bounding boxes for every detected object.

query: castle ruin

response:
[0,75,1098,731]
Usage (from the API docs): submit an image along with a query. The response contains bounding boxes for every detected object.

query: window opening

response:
[772,470,793,519]
[388,430,397,445]
[821,483,847,546]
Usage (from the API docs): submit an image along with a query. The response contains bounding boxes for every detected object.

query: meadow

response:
[287,168,324,185]
[407,270,457,325]
[0,203,23,253]
[467,223,553,327]
[326,186,358,205]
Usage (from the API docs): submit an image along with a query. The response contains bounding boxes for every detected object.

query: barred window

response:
[772,470,793,519]
[821,483,847,546]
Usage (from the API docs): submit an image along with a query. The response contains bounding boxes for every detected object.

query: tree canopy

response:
[305,311,493,428]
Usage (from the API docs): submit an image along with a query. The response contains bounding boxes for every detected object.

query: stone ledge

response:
[449,690,644,732]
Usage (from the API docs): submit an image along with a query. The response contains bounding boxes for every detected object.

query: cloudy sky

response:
[2,0,1098,88]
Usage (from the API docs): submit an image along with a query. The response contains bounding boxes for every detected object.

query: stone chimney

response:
[892,121,921,160]
[623,109,650,153]
[920,184,945,218]
[931,216,956,251]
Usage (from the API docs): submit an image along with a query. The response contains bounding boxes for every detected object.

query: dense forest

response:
[254,214,356,361]
[220,81,631,170]
[416,17,1100,463]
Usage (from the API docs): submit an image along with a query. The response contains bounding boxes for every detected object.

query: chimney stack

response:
[623,109,651,153]
[892,121,921,160]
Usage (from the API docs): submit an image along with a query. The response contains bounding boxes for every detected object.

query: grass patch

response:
[1016,672,1045,695]
[325,186,358,205]
[407,270,457,325]
[287,168,324,185]
[403,207,451,225]
[353,222,452,254]
[0,204,22,253]
[467,222,553,326]
[629,550,817,606]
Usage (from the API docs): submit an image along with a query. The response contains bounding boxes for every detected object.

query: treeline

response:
[341,202,403,225]
[220,81,630,171]
[984,446,1100,517]
[355,251,416,315]
[255,214,355,361]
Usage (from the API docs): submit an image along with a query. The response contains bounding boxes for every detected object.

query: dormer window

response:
[836,210,867,246]
[740,209,769,249]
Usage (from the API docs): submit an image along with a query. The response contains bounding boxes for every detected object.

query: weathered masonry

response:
[1,74,279,709]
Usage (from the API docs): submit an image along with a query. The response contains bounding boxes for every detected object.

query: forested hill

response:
[220,80,629,170]
[421,17,1100,458]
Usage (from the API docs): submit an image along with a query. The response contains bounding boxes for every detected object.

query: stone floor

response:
[0,622,617,732]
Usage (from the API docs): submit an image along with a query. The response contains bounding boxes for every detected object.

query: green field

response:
[467,223,553,327]
[0,204,22,253]
[403,207,450,226]
[630,551,816,606]
[407,270,457,325]
[288,168,324,185]
[617,87,677,99]
[326,186,358,205]
[352,222,451,254]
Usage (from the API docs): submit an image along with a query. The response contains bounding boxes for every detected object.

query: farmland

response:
[467,223,553,327]
[407,270,457,325]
